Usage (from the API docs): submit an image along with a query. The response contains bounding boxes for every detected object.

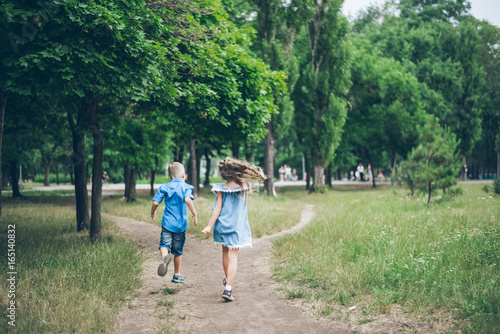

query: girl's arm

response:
[202,192,223,235]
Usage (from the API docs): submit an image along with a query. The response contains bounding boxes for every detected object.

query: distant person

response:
[367,164,373,182]
[355,170,360,182]
[350,171,355,181]
[151,162,197,283]
[202,157,266,302]
[357,163,364,182]
[378,169,385,182]
[279,165,285,182]
[102,171,109,185]
[285,165,292,181]
[292,169,298,181]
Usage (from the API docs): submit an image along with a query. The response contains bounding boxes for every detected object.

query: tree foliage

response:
[293,0,351,192]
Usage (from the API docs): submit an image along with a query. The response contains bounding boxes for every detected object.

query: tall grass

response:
[101,186,304,239]
[272,185,500,332]
[0,195,142,333]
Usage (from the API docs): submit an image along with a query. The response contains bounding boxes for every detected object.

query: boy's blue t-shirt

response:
[153,178,194,233]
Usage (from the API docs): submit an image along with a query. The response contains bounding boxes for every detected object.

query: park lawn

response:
[271,184,500,332]
[101,185,305,239]
[0,195,142,334]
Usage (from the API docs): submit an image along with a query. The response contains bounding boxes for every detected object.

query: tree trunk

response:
[10,160,22,198]
[204,147,211,186]
[311,163,325,193]
[304,152,311,190]
[472,162,479,180]
[70,168,74,185]
[263,123,276,196]
[391,154,397,186]
[2,165,9,188]
[0,92,7,216]
[231,142,239,158]
[150,156,158,196]
[497,153,500,180]
[127,165,138,202]
[325,163,332,188]
[43,164,51,186]
[367,151,376,188]
[174,143,184,163]
[245,143,254,163]
[68,107,90,232]
[196,146,202,194]
[124,165,131,199]
[189,139,197,197]
[427,180,432,206]
[56,165,59,185]
[72,131,89,231]
[459,155,467,181]
[90,106,103,242]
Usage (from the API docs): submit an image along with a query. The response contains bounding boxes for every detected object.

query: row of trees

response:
[2,0,500,238]
[0,0,283,241]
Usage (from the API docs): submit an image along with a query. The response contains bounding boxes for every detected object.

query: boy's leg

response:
[173,255,182,274]
[170,231,186,283]
[158,228,173,277]
[160,247,169,258]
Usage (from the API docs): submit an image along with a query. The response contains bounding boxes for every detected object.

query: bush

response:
[494,178,500,195]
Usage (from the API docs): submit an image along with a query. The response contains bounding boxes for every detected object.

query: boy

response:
[151,162,197,283]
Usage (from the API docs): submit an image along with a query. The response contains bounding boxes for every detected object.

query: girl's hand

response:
[201,226,211,235]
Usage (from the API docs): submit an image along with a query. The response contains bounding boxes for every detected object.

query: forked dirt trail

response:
[111,205,351,334]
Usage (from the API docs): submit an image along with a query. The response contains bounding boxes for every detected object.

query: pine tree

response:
[402,118,462,205]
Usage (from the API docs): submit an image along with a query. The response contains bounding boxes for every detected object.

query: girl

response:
[202,157,266,302]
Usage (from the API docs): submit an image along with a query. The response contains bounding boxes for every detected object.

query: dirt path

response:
[110,206,352,334]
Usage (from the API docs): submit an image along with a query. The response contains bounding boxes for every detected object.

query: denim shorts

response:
[159,227,186,256]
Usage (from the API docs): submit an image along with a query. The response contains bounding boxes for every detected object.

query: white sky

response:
[341,0,500,27]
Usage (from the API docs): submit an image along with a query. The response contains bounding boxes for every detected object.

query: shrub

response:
[494,177,500,195]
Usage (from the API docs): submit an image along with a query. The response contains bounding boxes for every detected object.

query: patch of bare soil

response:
[110,206,454,334]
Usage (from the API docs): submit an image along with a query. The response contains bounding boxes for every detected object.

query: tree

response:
[235,0,301,196]
[361,1,485,180]
[342,36,426,187]
[293,0,351,192]
[468,19,500,179]
[402,118,462,205]
[156,1,284,196]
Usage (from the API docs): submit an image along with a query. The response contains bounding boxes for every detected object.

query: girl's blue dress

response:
[211,183,252,249]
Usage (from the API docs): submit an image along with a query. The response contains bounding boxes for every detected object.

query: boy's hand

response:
[201,226,211,235]
[151,213,157,221]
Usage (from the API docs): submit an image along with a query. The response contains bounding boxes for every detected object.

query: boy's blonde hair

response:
[168,162,185,179]
[218,157,266,191]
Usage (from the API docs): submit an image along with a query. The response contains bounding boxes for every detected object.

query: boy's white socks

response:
[225,285,232,291]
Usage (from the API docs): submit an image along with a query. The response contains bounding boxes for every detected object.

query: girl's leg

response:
[226,248,239,286]
[222,246,229,279]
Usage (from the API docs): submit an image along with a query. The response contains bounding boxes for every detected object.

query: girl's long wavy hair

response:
[218,157,266,191]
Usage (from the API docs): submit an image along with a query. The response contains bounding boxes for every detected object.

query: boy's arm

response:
[202,192,223,235]
[151,201,160,221]
[185,197,197,226]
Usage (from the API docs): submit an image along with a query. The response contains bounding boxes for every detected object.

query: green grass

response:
[101,186,305,239]
[0,195,142,333]
[272,184,500,332]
